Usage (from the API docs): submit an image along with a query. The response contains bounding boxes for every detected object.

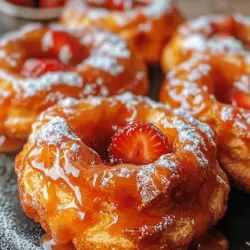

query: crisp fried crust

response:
[160,54,250,192]
[16,93,229,250]
[0,23,148,152]
[161,14,250,192]
[61,0,183,63]
[161,14,250,71]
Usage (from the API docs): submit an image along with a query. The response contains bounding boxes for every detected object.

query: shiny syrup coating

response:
[160,15,250,193]
[40,230,229,250]
[61,0,183,63]
[0,23,148,153]
[15,93,229,250]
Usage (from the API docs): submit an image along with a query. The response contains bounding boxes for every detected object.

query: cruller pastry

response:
[161,14,250,192]
[0,23,148,152]
[61,0,183,63]
[16,93,229,250]
[162,13,250,71]
[160,54,250,192]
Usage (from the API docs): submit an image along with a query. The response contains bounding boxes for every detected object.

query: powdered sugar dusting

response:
[221,106,234,121]
[180,14,250,56]
[59,97,80,108]
[234,75,250,94]
[81,55,124,76]
[0,135,6,146]
[0,50,20,67]
[81,30,131,59]
[59,45,72,64]
[45,92,65,103]
[44,24,130,76]
[42,31,53,51]
[183,35,246,55]
[180,15,226,36]
[235,13,250,26]
[31,117,80,145]
[0,88,10,98]
[136,165,161,205]
[20,23,43,34]
[183,34,207,51]
[0,23,132,90]
[143,0,173,18]
[174,109,215,146]
[172,117,209,167]
[0,70,83,98]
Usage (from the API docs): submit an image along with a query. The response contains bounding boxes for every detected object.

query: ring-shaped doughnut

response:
[61,0,183,63]
[160,53,250,192]
[162,14,250,71]
[16,93,229,250]
[0,23,148,152]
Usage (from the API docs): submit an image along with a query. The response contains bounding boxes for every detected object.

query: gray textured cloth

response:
[0,154,43,250]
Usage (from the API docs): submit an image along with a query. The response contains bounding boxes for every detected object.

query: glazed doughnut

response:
[0,23,148,152]
[160,53,250,192]
[16,93,229,250]
[61,0,183,63]
[162,14,250,71]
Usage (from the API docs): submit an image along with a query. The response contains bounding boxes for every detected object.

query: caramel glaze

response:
[61,0,183,63]
[16,94,229,250]
[161,51,250,192]
[41,229,229,250]
[161,15,250,192]
[0,24,148,152]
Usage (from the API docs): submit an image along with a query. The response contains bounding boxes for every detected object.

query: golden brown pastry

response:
[61,0,183,63]
[162,14,250,71]
[160,53,250,192]
[0,24,148,152]
[16,93,229,250]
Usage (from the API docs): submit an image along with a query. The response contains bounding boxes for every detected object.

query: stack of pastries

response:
[0,1,249,249]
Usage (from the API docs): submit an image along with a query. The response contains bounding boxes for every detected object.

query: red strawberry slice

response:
[232,92,250,110]
[212,17,235,36]
[21,59,70,77]
[40,0,66,8]
[108,121,170,165]
[45,31,88,64]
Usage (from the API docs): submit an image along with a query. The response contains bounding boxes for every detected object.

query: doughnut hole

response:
[19,30,90,75]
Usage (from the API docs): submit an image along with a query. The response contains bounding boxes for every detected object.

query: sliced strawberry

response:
[21,58,70,77]
[45,31,88,64]
[232,92,250,109]
[212,17,235,36]
[108,121,170,165]
[40,0,66,8]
